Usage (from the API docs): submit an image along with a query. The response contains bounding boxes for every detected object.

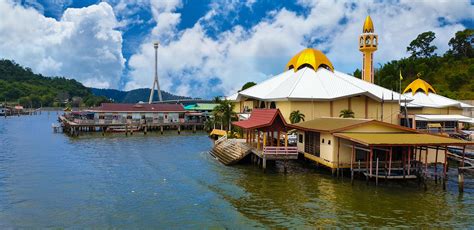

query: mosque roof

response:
[403,78,436,95]
[236,67,408,102]
[402,78,472,108]
[286,48,334,72]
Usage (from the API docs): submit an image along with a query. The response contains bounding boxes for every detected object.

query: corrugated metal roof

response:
[89,103,185,112]
[289,117,373,132]
[184,103,218,111]
[232,109,287,129]
[334,133,473,146]
[402,92,473,108]
[414,114,472,122]
[237,67,408,102]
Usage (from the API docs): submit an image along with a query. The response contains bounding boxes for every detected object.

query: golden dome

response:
[363,15,374,33]
[286,48,334,72]
[403,78,437,95]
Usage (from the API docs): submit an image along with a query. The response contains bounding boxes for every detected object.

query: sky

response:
[0,0,472,98]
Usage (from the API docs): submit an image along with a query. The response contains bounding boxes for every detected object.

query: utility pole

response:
[149,42,163,104]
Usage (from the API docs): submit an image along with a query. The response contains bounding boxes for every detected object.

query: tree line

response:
[0,59,109,108]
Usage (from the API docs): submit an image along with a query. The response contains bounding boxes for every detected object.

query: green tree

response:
[448,29,474,58]
[239,82,257,92]
[289,110,305,124]
[213,100,236,131]
[407,31,437,58]
[339,109,355,118]
[353,69,362,79]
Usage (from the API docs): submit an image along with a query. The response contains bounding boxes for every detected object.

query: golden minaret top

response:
[363,15,374,33]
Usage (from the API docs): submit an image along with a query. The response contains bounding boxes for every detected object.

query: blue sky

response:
[1,0,473,98]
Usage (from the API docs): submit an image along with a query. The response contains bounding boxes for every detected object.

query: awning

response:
[334,133,473,146]
[210,129,227,136]
[415,114,471,122]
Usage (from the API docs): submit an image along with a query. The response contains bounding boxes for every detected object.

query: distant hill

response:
[91,88,192,103]
[0,59,107,107]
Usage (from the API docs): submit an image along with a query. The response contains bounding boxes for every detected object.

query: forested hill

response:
[91,88,192,103]
[354,29,474,100]
[0,59,107,107]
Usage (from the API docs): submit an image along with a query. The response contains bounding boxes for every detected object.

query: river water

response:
[0,113,472,228]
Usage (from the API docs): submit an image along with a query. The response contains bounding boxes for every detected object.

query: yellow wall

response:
[234,97,400,125]
[408,107,463,115]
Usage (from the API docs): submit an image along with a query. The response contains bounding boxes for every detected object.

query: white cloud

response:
[0,0,125,88]
[126,0,472,98]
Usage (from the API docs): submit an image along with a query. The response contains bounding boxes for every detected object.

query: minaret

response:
[359,16,378,83]
[149,42,163,104]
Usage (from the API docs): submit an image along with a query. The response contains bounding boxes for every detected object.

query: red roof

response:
[233,109,287,129]
[90,103,185,112]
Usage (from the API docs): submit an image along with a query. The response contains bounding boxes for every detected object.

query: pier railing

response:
[263,146,298,156]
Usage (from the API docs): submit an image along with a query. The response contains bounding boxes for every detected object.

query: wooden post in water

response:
[434,147,439,184]
[459,146,466,193]
[366,151,369,184]
[144,126,147,135]
[160,125,163,135]
[376,157,379,186]
[369,147,373,177]
[178,125,181,135]
[402,148,406,180]
[337,137,341,178]
[407,147,411,175]
[443,146,448,190]
[388,147,392,178]
[351,143,355,185]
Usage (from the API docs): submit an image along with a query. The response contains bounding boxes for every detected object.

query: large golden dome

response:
[286,48,334,72]
[363,15,374,33]
[403,78,437,95]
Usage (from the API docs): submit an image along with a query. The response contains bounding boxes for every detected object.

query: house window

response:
[328,140,331,145]
[299,134,303,143]
[322,138,325,143]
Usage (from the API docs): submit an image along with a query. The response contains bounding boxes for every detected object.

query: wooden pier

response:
[59,115,204,136]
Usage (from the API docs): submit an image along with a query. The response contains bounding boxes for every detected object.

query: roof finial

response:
[363,15,374,33]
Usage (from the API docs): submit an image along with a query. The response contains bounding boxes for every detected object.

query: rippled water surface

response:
[0,113,473,228]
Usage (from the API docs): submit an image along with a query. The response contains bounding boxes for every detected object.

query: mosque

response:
[228,16,402,125]
[220,16,473,184]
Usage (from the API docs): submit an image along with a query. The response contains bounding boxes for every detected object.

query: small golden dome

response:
[363,16,374,33]
[286,48,334,72]
[403,78,437,95]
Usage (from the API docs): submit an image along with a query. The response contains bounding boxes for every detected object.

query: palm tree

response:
[213,96,222,104]
[339,109,355,118]
[212,100,237,131]
[289,110,305,124]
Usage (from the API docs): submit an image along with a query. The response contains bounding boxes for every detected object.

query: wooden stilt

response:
[388,147,392,177]
[459,146,466,193]
[376,158,379,186]
[337,137,341,178]
[408,146,411,175]
[434,147,439,184]
[351,143,355,185]
[366,151,369,184]
[424,147,428,176]
[443,146,448,190]
[369,147,373,177]
[402,147,406,180]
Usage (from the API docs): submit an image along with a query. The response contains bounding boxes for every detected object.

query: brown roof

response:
[233,109,287,129]
[90,103,185,112]
[334,133,473,146]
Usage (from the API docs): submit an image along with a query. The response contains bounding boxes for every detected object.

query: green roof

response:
[184,103,219,111]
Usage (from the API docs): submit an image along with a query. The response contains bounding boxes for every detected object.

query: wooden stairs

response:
[210,136,253,165]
